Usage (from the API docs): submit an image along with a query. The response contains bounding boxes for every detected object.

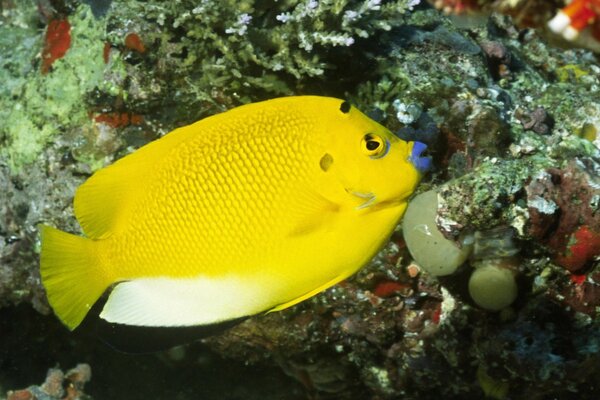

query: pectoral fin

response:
[286,189,341,237]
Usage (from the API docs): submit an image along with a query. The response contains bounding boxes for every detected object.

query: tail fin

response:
[40,225,111,330]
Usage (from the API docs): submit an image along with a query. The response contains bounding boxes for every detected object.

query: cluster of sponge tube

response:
[402,190,519,312]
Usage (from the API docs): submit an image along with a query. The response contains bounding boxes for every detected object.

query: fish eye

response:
[361,134,389,159]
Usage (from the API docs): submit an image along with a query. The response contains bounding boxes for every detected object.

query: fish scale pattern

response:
[112,107,316,279]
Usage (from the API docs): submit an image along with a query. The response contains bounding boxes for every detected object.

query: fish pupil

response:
[366,140,380,151]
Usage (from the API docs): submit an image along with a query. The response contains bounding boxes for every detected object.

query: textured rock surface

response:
[1,1,599,399]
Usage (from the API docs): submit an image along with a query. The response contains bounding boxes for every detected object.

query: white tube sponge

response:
[468,263,518,311]
[402,190,473,276]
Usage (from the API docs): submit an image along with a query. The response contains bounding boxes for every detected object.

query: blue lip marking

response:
[409,141,432,173]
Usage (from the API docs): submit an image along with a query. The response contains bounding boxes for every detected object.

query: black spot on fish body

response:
[319,153,334,172]
[339,101,351,114]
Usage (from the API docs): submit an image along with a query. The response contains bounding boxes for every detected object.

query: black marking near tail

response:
[80,292,247,354]
[95,317,247,354]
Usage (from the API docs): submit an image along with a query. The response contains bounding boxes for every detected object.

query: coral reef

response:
[429,0,600,52]
[205,4,600,398]
[1,1,599,399]
[5,364,91,400]
[0,1,115,172]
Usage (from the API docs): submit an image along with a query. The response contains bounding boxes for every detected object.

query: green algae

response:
[437,130,600,237]
[555,64,590,83]
[438,157,551,234]
[102,0,420,121]
[1,0,424,173]
[0,4,109,172]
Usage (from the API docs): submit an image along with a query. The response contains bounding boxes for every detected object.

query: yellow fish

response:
[40,96,424,331]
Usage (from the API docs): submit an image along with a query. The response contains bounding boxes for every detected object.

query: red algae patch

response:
[93,112,144,128]
[555,226,600,272]
[124,32,146,53]
[41,19,71,74]
[103,42,111,63]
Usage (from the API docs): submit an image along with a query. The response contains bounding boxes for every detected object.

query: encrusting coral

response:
[5,364,91,400]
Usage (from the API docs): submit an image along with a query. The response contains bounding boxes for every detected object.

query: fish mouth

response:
[409,141,432,173]
[346,142,430,210]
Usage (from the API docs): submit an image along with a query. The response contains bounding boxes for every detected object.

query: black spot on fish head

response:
[339,101,351,114]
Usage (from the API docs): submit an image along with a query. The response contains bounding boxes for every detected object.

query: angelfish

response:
[40,96,427,337]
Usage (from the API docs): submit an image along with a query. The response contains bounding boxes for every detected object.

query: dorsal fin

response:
[73,124,198,239]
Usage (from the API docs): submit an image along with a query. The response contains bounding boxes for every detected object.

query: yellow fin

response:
[268,271,351,313]
[39,225,111,330]
[74,125,196,239]
[286,188,341,237]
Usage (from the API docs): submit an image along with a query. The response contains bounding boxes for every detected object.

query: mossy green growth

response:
[0,4,111,172]
[477,365,509,400]
[352,8,488,129]
[576,123,598,142]
[555,64,589,83]
[103,0,420,123]
[438,130,600,237]
[437,156,555,235]
[537,83,600,135]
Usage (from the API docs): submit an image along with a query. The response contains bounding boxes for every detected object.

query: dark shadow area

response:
[0,304,305,399]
